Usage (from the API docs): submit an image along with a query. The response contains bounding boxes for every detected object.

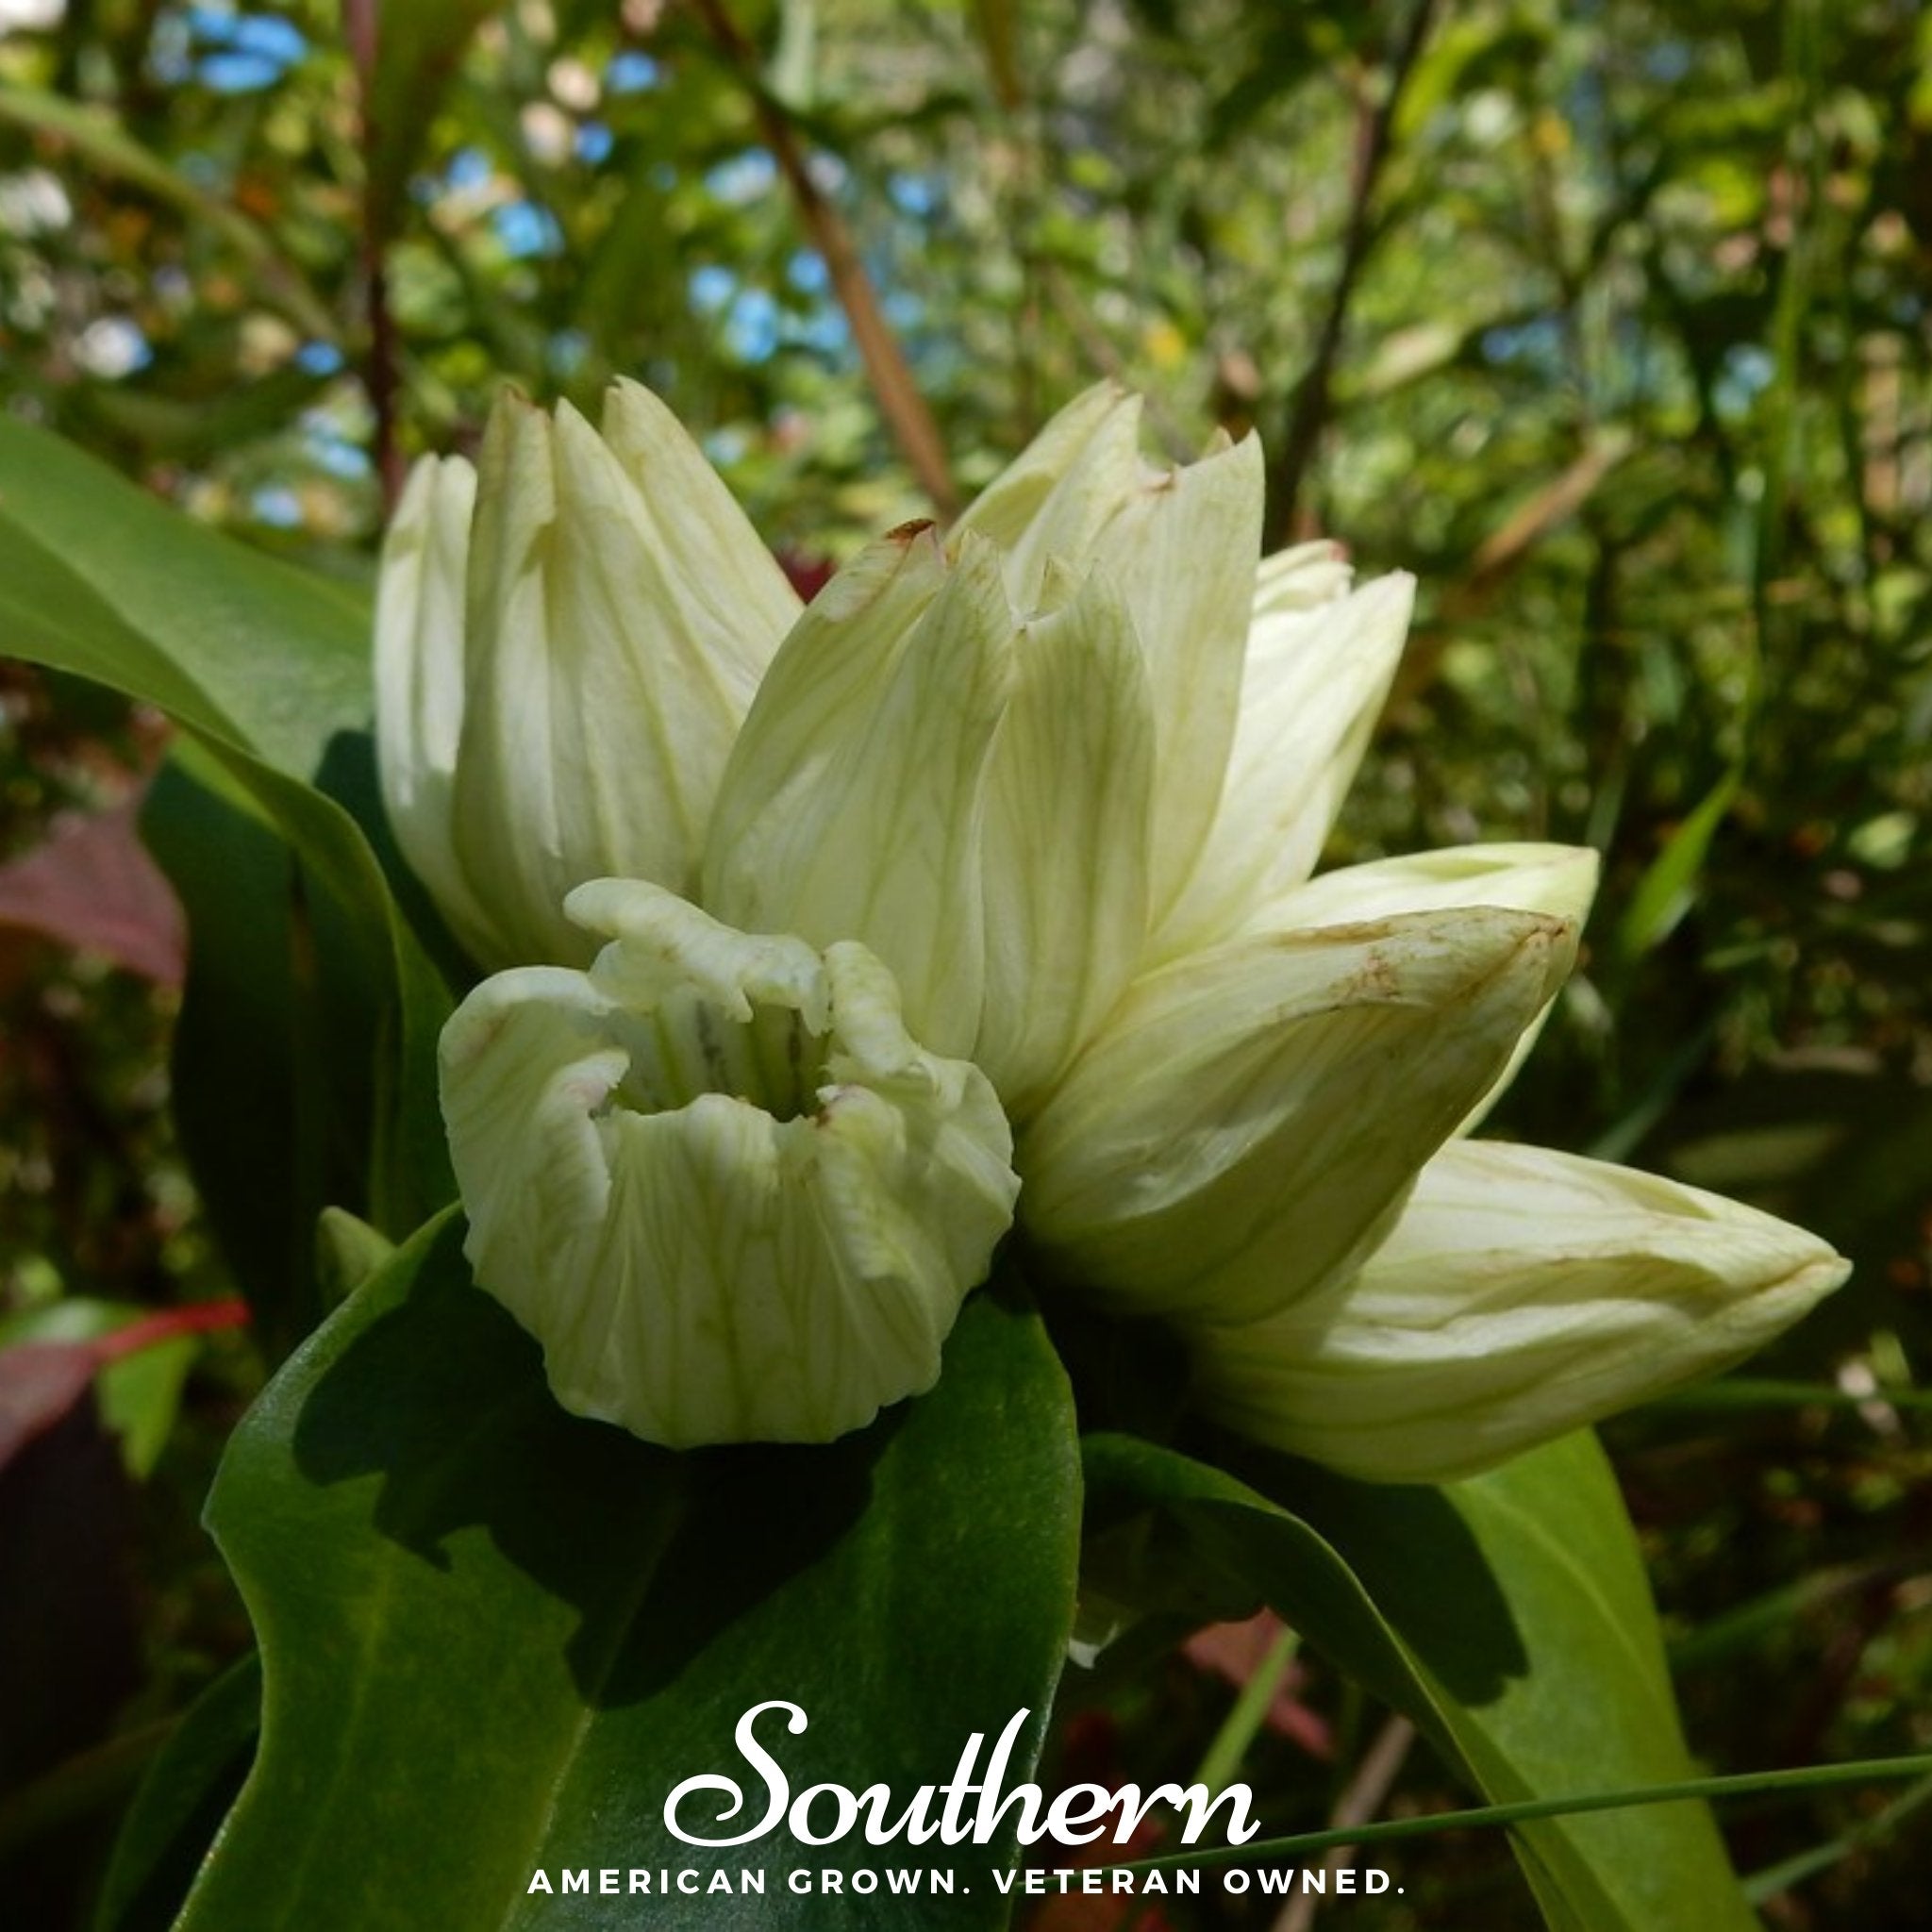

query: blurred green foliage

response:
[2,0,1929,1925]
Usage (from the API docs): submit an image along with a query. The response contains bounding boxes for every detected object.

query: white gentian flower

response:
[380,378,1848,1466]
[703,522,1159,1108]
[440,880,1018,1446]
[375,383,801,969]
[1189,1142,1850,1480]
[1015,909,1578,1327]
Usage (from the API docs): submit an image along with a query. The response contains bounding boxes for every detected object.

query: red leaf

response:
[0,1342,102,1472]
[1184,1611,1335,1759]
[0,793,185,984]
[0,1300,245,1474]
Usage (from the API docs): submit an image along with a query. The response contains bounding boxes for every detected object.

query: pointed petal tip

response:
[1361,567,1417,619]
[1185,1142,1853,1482]
[482,383,542,436]
[391,447,478,522]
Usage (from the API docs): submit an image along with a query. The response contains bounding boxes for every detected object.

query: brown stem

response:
[687,0,959,518]
[342,0,404,514]
[1264,0,1441,545]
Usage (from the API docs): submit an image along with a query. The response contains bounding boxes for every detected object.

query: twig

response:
[686,0,959,518]
[342,0,405,514]
[1271,1716,1416,1932]
[1264,0,1441,545]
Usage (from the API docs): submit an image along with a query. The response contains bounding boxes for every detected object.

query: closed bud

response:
[1019,908,1578,1325]
[1191,1141,1850,1481]
[375,383,801,969]
[956,382,1263,916]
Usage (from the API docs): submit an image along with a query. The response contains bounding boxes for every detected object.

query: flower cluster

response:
[376,380,1846,1476]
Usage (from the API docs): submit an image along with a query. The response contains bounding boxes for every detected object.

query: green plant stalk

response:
[1192,1625,1300,1795]
[1102,1752,1932,1878]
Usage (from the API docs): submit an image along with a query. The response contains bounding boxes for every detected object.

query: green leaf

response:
[1613,768,1741,962]
[173,1221,1081,1929]
[0,425,455,1308]
[140,737,451,1349]
[316,1209,398,1309]
[0,419,369,785]
[1084,1431,1757,1932]
[142,754,374,1353]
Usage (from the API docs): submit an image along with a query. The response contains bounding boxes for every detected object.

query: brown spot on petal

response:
[884,517,936,541]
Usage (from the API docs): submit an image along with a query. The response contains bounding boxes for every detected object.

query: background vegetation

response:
[2,0,1928,1924]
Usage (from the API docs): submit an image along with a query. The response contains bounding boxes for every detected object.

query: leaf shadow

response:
[289,1216,892,1711]
[1215,1436,1533,1708]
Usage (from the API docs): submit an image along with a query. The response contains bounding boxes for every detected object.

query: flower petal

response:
[1101,430,1265,913]
[703,526,1015,1058]
[440,883,1019,1447]
[1247,841,1599,935]
[1191,1140,1850,1481]
[959,387,1264,916]
[1251,538,1355,616]
[439,385,799,967]
[951,380,1134,551]
[598,378,803,697]
[1249,841,1602,1130]
[1019,908,1578,1325]
[1155,572,1415,958]
[374,453,501,958]
[974,561,1157,1110]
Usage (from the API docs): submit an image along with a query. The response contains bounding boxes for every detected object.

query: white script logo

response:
[663,1702,1261,1852]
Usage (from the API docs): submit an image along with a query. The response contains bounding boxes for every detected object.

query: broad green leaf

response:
[1083,1432,1757,1932]
[0,425,455,1296]
[0,420,369,784]
[139,740,451,1345]
[142,755,374,1355]
[173,1221,1082,1929]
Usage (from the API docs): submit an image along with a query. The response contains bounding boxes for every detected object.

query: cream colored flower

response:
[389,378,1847,1469]
[440,880,1018,1447]
[1189,1142,1849,1480]
[375,382,801,970]
[702,522,1159,1109]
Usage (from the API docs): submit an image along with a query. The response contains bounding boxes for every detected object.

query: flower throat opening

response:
[608,987,826,1124]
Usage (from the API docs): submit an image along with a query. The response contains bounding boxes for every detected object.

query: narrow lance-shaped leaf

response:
[1084,1430,1759,1932]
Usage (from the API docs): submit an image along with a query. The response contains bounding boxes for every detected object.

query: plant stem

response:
[687,0,959,518]
[1193,1624,1300,1795]
[1264,0,1441,544]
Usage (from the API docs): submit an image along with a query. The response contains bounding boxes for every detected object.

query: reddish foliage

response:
[1184,1612,1334,1760]
[0,794,185,985]
[0,1300,247,1474]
